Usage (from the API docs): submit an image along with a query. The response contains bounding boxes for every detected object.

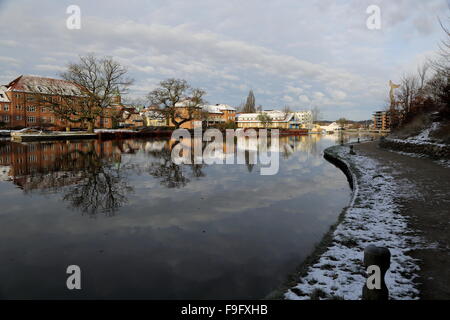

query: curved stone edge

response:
[275,143,426,300]
[266,145,358,300]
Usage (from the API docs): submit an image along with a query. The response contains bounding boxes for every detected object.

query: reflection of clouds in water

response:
[0,135,351,231]
[0,134,373,299]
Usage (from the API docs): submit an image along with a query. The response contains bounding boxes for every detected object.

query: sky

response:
[0,0,449,120]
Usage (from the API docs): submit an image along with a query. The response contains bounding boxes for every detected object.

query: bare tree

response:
[147,78,206,129]
[60,54,134,132]
[282,105,292,115]
[430,17,450,76]
[31,55,133,132]
[397,73,419,115]
[417,63,430,90]
[336,117,348,128]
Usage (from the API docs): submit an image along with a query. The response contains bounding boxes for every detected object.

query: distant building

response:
[141,106,167,127]
[320,122,341,132]
[372,111,390,130]
[170,99,204,129]
[202,104,236,126]
[141,102,237,128]
[236,110,312,129]
[109,95,144,128]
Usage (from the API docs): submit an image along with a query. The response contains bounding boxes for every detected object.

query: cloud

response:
[328,89,347,100]
[34,64,66,72]
[0,0,447,120]
[0,56,21,65]
[298,95,310,104]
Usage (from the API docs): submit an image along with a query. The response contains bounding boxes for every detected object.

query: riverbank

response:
[283,141,440,300]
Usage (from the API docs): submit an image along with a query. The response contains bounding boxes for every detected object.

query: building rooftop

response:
[6,75,84,96]
[0,86,10,102]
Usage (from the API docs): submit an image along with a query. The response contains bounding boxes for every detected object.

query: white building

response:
[201,104,236,125]
[320,122,342,132]
[236,110,313,129]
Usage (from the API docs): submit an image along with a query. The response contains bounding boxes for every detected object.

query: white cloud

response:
[34,64,66,72]
[0,56,21,66]
[0,0,446,120]
[298,95,310,104]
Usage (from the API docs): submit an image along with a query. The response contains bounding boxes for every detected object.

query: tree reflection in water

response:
[61,148,133,216]
[146,140,205,188]
[0,140,133,217]
[0,134,349,216]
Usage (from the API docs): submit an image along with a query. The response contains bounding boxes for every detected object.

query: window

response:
[4,105,9,111]
[27,116,36,123]
[4,115,9,122]
[26,106,36,112]
[15,115,22,121]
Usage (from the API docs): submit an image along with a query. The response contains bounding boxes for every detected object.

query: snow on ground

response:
[390,122,446,147]
[407,122,440,143]
[285,145,429,300]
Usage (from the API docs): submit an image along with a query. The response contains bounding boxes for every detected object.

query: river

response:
[0,132,378,299]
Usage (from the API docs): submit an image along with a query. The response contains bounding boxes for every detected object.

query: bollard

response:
[357,138,360,143]
[362,245,390,300]
[349,145,355,155]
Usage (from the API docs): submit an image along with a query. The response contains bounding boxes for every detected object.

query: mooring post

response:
[362,245,390,300]
[349,145,355,155]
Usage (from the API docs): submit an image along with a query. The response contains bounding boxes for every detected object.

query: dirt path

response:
[354,141,450,300]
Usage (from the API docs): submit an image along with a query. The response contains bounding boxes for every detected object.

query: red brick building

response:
[372,111,391,131]
[0,75,114,130]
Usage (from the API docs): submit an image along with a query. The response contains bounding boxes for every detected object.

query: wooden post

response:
[362,245,390,300]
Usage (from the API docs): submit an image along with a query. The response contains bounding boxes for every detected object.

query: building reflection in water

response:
[0,133,374,216]
[0,140,131,216]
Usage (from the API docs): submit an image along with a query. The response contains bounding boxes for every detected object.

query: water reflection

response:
[0,133,381,216]
[0,132,380,299]
[146,141,206,188]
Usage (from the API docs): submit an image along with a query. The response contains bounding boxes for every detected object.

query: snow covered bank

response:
[380,137,450,159]
[285,145,429,300]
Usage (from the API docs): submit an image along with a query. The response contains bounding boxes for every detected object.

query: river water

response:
[0,133,376,299]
